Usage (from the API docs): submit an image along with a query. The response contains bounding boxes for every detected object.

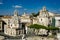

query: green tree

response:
[29,24,59,30]
[29,24,59,35]
[31,12,40,17]
[31,13,37,17]
[46,26,59,30]
[29,24,47,35]
[29,24,47,29]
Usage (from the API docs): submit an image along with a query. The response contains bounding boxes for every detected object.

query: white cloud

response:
[24,9,27,10]
[13,5,22,8]
[0,2,3,4]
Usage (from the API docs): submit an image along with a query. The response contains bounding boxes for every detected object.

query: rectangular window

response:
[41,19,42,21]
[19,30,21,35]
[16,30,21,35]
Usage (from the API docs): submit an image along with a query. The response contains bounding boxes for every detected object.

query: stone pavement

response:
[26,36,57,40]
[0,36,5,40]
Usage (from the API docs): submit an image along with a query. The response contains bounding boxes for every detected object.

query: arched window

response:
[41,19,42,21]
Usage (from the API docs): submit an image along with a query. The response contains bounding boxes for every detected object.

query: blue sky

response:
[0,0,60,15]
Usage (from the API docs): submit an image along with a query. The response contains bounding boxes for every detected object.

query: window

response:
[58,20,60,27]
[19,31,21,35]
[11,32,12,35]
[16,30,21,35]
[0,22,2,29]
[41,19,42,21]
[11,24,12,26]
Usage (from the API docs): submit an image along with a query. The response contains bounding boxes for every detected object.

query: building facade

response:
[0,6,60,36]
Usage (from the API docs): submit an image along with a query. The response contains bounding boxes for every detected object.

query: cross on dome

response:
[42,6,46,11]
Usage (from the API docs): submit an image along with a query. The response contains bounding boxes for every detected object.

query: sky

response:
[0,0,60,15]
